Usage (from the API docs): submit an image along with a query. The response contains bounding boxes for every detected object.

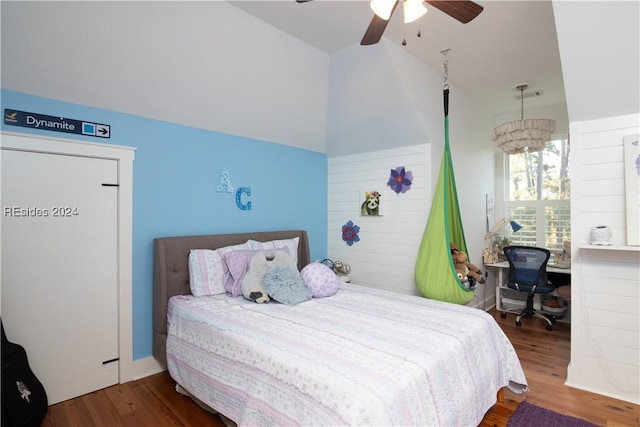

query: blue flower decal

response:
[388,166,413,193]
[341,220,360,246]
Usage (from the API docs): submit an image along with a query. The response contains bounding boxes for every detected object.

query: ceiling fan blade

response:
[360,0,399,46]
[424,1,483,24]
[295,0,313,3]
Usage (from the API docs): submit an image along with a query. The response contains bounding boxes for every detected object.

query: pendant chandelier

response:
[492,84,556,154]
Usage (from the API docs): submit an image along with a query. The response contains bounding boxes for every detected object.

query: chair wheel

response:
[501,312,507,318]
[516,321,522,327]
[546,324,553,331]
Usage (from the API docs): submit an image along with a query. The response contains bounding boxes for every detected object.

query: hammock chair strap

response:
[444,87,449,118]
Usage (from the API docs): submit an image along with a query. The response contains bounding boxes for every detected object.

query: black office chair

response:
[500,246,556,330]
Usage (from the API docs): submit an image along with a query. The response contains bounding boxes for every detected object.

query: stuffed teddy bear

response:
[332,260,351,283]
[450,243,485,284]
[453,258,469,282]
[241,250,298,303]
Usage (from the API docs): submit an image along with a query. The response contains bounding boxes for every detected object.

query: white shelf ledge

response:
[579,245,640,252]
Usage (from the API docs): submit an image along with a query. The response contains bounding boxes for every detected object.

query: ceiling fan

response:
[296,0,483,46]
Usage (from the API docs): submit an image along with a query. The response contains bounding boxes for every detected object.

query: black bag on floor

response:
[1,319,48,427]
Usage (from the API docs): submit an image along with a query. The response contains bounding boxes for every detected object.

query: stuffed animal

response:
[242,250,298,303]
[360,191,381,216]
[332,260,351,283]
[552,239,571,268]
[450,244,485,284]
[453,258,469,282]
[482,248,493,265]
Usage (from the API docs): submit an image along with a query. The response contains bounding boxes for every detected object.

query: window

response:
[503,139,570,251]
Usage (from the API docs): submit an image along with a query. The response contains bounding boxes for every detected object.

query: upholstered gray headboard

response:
[153,230,310,367]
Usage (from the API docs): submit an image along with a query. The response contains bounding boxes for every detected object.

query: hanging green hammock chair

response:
[415,88,475,305]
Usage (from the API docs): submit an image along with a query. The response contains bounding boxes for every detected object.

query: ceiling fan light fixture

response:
[403,0,427,23]
[361,0,482,46]
[370,0,396,20]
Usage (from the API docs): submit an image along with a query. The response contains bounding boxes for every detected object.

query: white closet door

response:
[1,149,119,404]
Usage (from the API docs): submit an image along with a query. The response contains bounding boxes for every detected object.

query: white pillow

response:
[223,247,290,297]
[248,237,300,267]
[188,241,251,296]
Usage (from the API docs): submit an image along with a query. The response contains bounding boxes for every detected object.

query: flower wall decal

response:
[388,166,413,193]
[341,220,360,246]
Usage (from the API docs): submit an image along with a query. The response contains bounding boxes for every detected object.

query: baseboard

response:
[469,288,496,312]
[566,364,640,405]
[128,355,165,381]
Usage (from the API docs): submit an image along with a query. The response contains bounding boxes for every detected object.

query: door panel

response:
[1,149,119,404]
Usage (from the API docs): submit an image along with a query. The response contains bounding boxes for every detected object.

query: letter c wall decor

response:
[236,187,252,211]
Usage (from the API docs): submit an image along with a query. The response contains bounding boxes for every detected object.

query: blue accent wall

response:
[1,90,328,360]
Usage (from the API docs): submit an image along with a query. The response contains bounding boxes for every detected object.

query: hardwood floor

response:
[43,309,639,427]
[480,310,639,427]
[43,369,226,427]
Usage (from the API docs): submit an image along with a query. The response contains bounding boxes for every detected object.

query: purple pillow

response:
[300,263,339,298]
[224,248,290,297]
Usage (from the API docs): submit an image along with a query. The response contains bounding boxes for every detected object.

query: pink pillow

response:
[300,263,339,298]
[188,241,251,296]
[224,248,290,297]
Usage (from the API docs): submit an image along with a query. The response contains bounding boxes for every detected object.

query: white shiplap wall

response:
[328,145,430,295]
[567,113,640,404]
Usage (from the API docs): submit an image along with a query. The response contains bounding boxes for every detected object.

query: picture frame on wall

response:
[360,189,384,216]
[623,134,639,246]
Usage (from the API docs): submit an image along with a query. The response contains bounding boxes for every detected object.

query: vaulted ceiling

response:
[229,0,566,115]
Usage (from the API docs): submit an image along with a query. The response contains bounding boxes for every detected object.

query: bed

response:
[153,230,527,426]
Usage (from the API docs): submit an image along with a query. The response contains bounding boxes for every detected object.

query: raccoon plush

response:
[332,260,351,283]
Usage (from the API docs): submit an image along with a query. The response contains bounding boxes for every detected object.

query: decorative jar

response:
[590,225,612,245]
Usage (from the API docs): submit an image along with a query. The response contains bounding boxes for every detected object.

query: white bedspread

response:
[167,283,527,427]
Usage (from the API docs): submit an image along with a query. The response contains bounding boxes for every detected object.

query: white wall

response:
[553,1,640,404]
[0,1,329,153]
[327,145,430,296]
[566,114,640,405]
[326,40,441,159]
